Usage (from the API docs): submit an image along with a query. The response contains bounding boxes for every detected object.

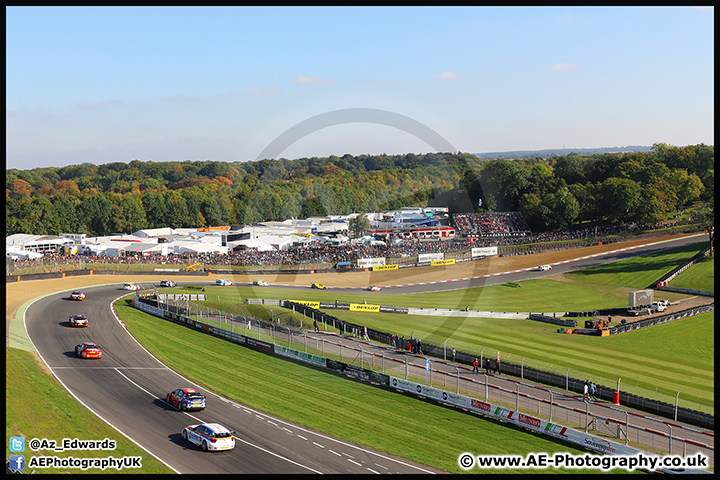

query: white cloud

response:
[436,71,461,80]
[245,87,282,95]
[291,75,330,84]
[543,63,579,72]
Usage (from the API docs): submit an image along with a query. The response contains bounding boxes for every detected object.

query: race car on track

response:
[182,423,235,451]
[69,314,89,327]
[166,388,206,411]
[75,342,102,359]
[311,283,326,290]
[367,285,382,291]
[69,290,86,301]
[537,264,552,271]
[253,279,269,286]
[160,279,176,287]
[123,282,139,291]
[215,279,233,286]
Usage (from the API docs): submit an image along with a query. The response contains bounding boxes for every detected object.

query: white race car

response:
[69,290,86,301]
[367,285,382,291]
[253,279,269,286]
[182,423,235,451]
[69,314,89,327]
[123,282,139,291]
[537,265,552,271]
[160,279,176,287]
[215,279,233,286]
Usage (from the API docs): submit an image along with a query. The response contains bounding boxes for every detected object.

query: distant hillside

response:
[473,145,652,160]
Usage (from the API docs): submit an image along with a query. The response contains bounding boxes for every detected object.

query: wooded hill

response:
[5,143,714,238]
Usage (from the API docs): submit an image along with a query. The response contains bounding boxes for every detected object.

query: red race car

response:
[75,342,102,359]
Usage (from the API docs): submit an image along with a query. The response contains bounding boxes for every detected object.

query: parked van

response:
[651,301,667,312]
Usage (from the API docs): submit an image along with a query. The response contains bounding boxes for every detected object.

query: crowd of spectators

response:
[452,212,531,237]
[7,216,694,274]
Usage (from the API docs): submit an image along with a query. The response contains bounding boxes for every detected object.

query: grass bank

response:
[5,347,174,474]
[115,299,631,474]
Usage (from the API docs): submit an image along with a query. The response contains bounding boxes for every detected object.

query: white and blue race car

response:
[215,279,233,286]
[182,423,235,451]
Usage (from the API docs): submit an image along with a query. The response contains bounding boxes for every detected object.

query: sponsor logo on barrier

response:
[290,300,320,309]
[471,246,498,257]
[518,413,542,429]
[357,257,385,268]
[494,407,515,421]
[431,259,456,266]
[584,437,617,454]
[471,398,492,413]
[349,303,380,312]
[544,423,569,438]
[418,253,444,263]
[372,264,398,271]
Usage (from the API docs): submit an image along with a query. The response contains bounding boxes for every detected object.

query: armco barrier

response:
[655,245,713,289]
[131,295,711,473]
[387,377,710,474]
[282,301,714,430]
[608,304,714,336]
[132,296,388,387]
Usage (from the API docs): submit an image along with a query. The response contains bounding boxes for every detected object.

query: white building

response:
[5,234,73,254]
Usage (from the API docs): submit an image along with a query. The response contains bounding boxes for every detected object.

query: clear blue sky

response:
[6,6,714,170]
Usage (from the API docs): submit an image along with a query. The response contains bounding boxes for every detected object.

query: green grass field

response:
[114,300,633,474]
[5,348,174,474]
[186,242,714,413]
[669,252,714,292]
[6,238,712,474]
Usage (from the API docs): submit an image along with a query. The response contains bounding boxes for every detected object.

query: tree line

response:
[5,143,713,237]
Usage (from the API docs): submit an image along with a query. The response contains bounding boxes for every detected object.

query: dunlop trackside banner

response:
[349,303,380,313]
[290,300,320,309]
[431,259,455,266]
[388,376,654,459]
[372,264,398,271]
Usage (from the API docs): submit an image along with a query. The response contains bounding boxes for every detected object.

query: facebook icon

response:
[9,455,25,471]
